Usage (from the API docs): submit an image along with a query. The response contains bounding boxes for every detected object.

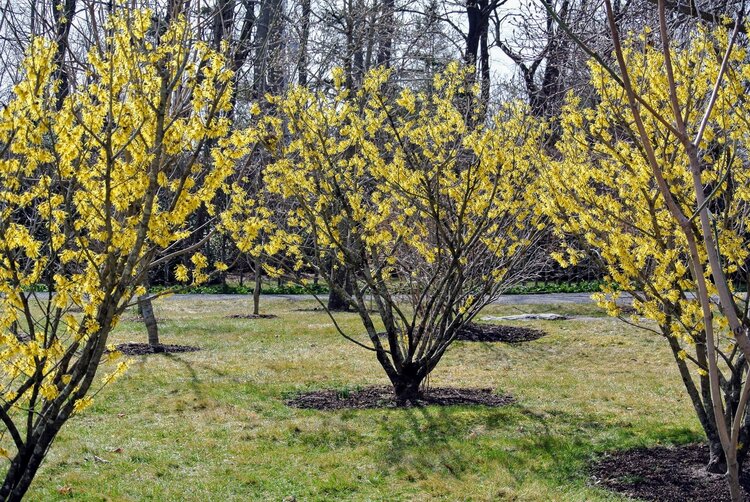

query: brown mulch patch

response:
[455,322,547,343]
[225,314,278,319]
[286,385,514,410]
[592,443,750,501]
[114,343,201,356]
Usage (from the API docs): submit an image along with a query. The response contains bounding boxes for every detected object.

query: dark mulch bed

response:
[114,343,201,356]
[455,322,547,343]
[286,385,514,410]
[225,314,278,319]
[592,443,750,501]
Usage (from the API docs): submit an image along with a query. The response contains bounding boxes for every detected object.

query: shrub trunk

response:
[391,366,427,406]
[0,426,57,501]
[138,295,159,346]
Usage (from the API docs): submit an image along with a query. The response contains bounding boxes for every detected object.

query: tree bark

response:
[212,0,235,51]
[253,0,284,96]
[479,0,490,109]
[707,436,727,474]
[392,367,426,405]
[138,294,160,346]
[728,453,742,501]
[0,396,72,501]
[297,0,311,85]
[351,0,365,84]
[465,0,483,67]
[376,0,395,67]
[51,0,76,109]
[253,255,262,316]
[327,263,351,311]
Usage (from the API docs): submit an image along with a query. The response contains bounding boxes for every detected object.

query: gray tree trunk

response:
[327,263,351,311]
[138,295,159,346]
[254,0,284,96]
[253,255,262,316]
[297,0,311,85]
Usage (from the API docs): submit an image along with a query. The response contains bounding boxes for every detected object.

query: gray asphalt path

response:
[24,291,634,305]
[491,292,633,305]
[137,292,634,304]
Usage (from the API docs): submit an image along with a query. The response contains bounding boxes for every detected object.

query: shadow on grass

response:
[377,404,480,480]
[373,399,706,491]
[163,352,228,377]
[129,353,231,411]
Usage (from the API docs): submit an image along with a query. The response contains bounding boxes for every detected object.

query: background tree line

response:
[1,0,739,317]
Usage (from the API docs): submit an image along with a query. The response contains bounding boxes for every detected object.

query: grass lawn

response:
[18,296,699,501]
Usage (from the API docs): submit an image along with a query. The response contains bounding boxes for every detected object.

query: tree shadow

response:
[377,404,480,480]
[160,353,231,403]
[373,398,705,490]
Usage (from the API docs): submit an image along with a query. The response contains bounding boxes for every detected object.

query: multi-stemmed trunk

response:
[666,323,750,475]
[706,429,750,475]
[596,1,750,497]
[390,365,428,405]
[0,347,112,501]
[372,329,447,406]
[0,307,115,501]
[1,426,60,501]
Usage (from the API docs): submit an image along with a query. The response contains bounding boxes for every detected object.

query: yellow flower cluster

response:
[540,27,750,373]
[0,10,251,423]
[227,63,544,334]
[243,62,544,322]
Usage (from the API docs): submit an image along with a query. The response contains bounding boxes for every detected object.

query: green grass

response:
[148,280,329,296]
[504,280,609,295]
[14,296,700,501]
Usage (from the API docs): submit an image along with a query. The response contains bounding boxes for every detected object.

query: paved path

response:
[491,292,633,305]
[138,292,634,305]
[26,291,634,305]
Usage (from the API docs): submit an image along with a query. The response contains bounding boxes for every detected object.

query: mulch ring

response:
[113,343,201,356]
[592,443,750,501]
[455,322,547,343]
[225,314,278,319]
[286,385,514,410]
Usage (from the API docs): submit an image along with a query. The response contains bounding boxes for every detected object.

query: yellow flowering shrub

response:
[248,63,544,403]
[0,9,250,497]
[540,27,750,471]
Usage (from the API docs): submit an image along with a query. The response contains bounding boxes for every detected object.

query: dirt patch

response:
[225,314,278,319]
[286,385,514,410]
[455,322,547,343]
[592,443,750,501]
[114,343,201,356]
